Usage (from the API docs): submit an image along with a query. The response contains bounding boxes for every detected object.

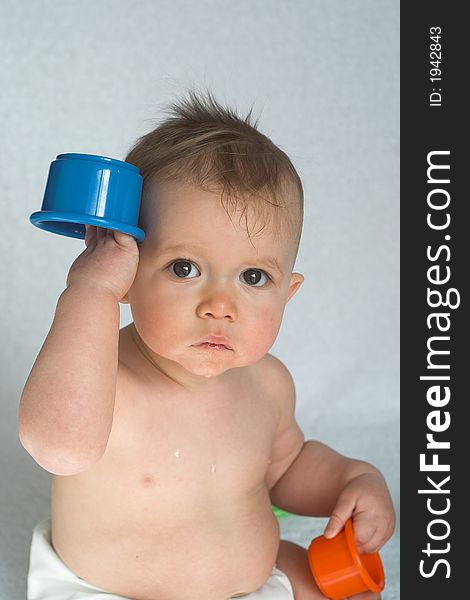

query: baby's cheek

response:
[143,313,181,352]
[131,296,179,349]
[246,308,282,357]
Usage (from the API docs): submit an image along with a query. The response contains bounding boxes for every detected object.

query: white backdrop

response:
[0,1,399,598]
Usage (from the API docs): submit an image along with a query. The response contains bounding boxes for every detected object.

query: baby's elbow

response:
[19,433,102,476]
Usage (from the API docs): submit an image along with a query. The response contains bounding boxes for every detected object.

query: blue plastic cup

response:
[30,153,145,241]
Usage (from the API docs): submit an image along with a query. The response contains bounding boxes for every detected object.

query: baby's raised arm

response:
[19,226,138,476]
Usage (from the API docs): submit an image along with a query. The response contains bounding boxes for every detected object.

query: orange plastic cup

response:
[307,519,385,600]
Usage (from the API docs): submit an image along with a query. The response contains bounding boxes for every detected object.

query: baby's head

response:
[123,90,304,381]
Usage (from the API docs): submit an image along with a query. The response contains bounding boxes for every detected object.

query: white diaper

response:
[27,519,294,600]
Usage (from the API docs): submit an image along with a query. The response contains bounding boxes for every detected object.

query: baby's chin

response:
[179,357,238,379]
[180,350,266,379]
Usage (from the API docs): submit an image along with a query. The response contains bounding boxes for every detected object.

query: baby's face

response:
[126,180,303,379]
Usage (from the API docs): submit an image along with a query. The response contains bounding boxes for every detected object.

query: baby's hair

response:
[125,88,303,255]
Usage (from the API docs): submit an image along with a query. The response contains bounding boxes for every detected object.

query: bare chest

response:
[64,376,278,522]
[137,388,269,473]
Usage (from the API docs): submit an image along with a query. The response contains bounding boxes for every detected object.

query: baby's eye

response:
[169,260,200,279]
[240,269,269,287]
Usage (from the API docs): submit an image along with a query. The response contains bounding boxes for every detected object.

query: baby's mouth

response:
[195,342,232,351]
[191,336,234,351]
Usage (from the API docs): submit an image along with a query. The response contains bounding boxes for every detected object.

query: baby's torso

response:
[51,331,280,600]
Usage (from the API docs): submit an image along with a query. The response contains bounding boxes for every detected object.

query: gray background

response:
[0,1,399,598]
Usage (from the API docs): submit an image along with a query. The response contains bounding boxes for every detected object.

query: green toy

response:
[272,505,290,518]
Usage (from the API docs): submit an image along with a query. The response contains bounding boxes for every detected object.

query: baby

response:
[19,91,395,600]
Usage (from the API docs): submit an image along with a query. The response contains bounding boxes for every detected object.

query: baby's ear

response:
[286,272,304,302]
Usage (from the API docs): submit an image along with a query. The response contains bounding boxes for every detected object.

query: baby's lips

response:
[193,335,234,350]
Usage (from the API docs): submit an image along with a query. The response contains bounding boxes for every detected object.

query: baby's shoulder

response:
[252,354,296,412]
[255,353,293,382]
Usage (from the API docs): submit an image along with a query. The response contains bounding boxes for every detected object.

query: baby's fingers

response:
[352,514,394,554]
[323,497,356,539]
[84,224,97,247]
[352,515,379,553]
[112,229,137,248]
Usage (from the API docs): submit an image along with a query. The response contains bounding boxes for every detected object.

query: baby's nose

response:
[196,289,237,321]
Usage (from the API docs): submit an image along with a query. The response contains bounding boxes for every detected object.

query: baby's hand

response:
[66,225,139,301]
[323,471,395,554]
